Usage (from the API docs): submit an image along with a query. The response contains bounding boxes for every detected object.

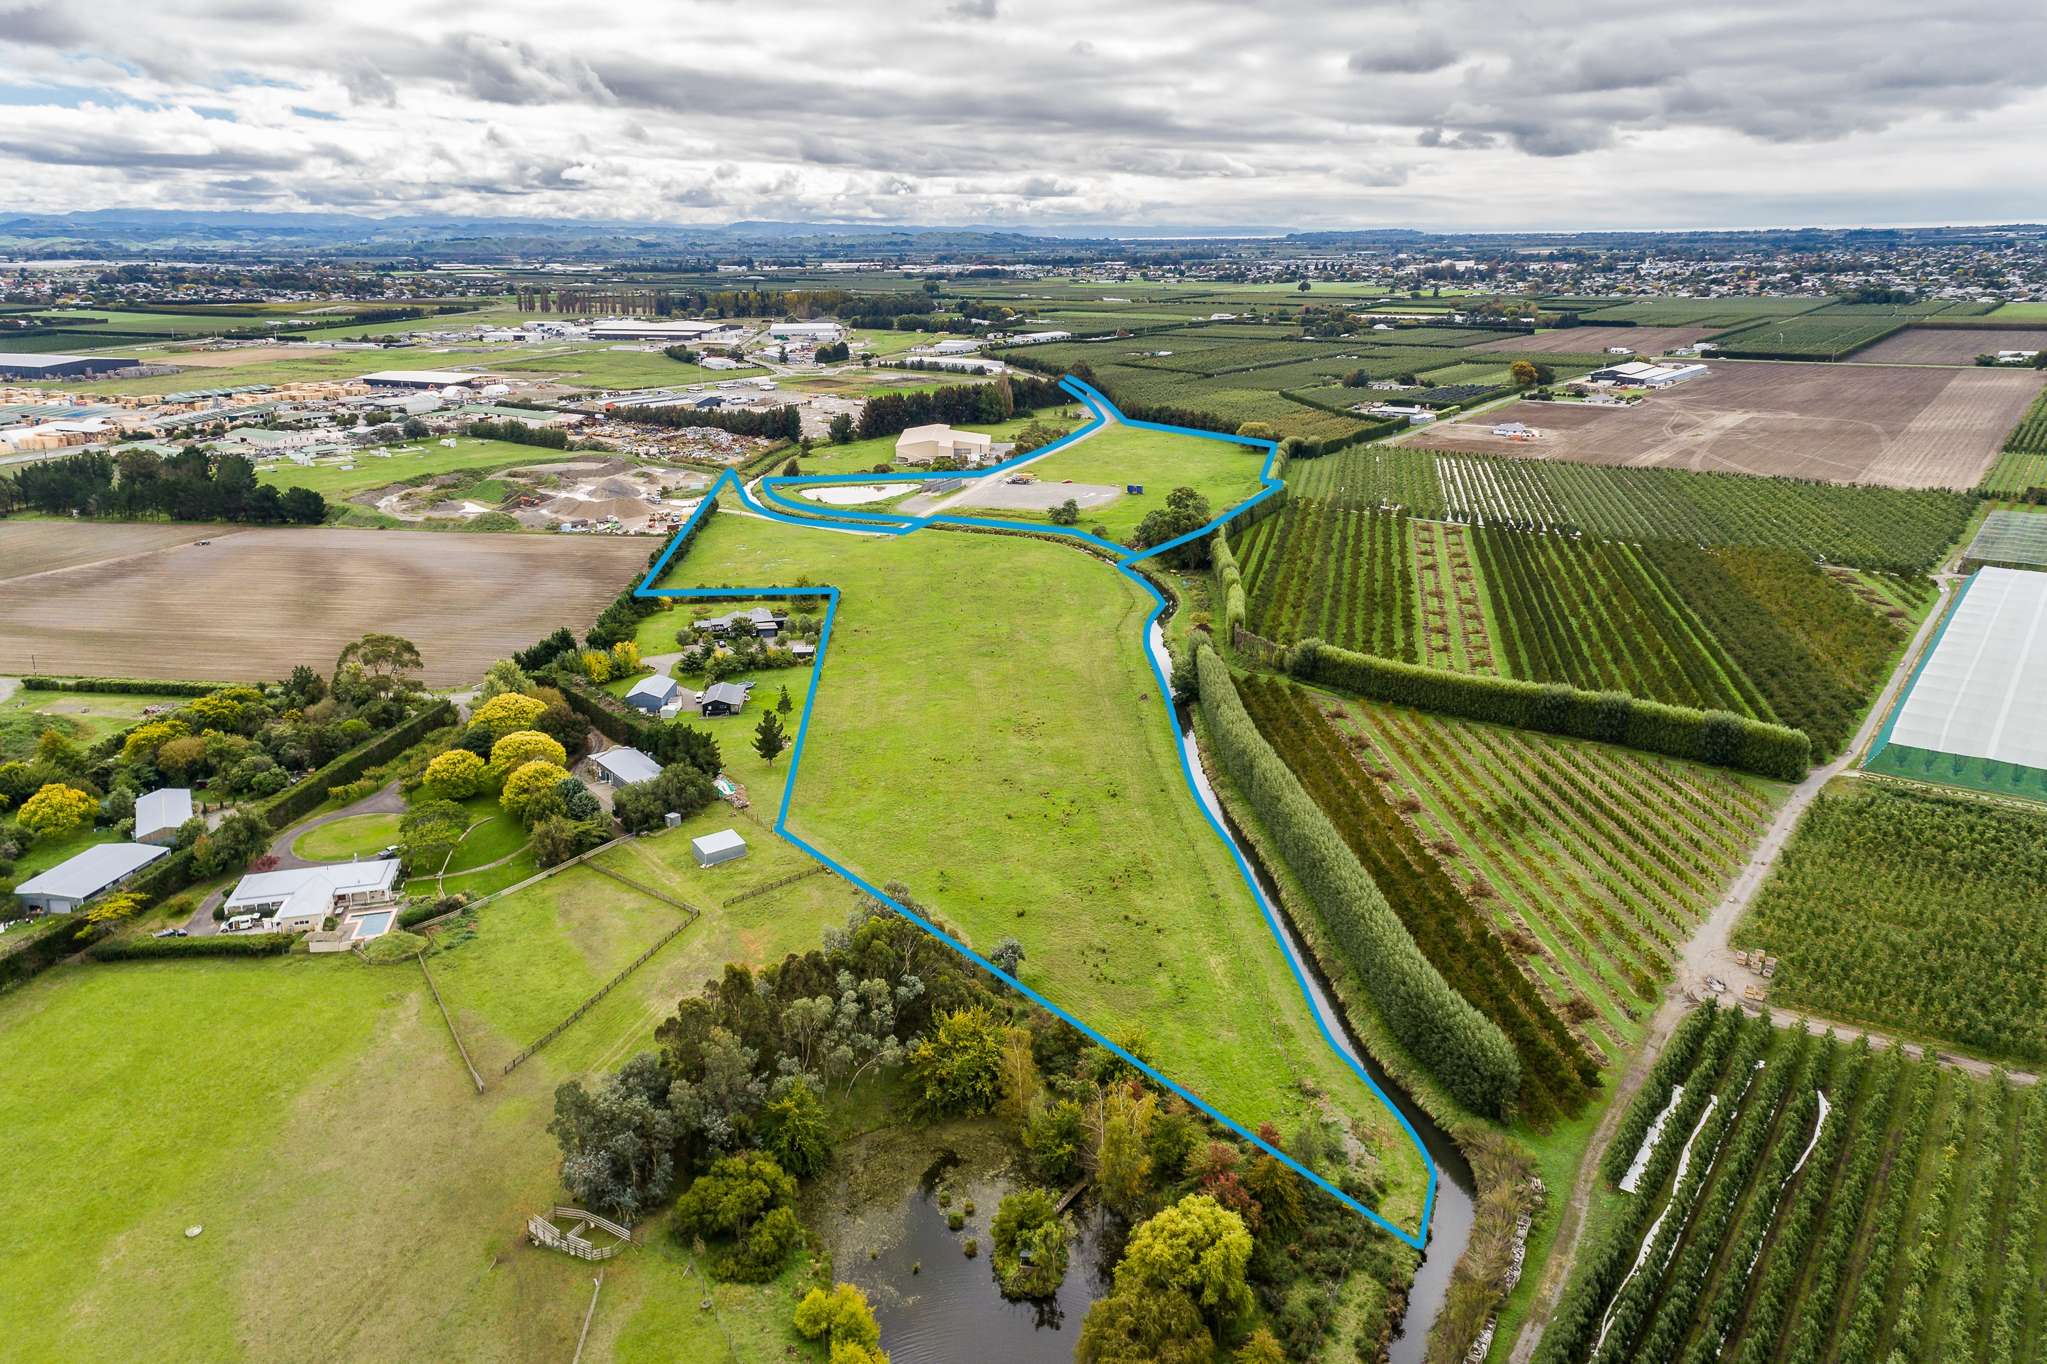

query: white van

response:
[224,914,263,933]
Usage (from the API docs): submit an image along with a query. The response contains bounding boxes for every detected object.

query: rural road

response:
[0,676,19,707]
[1508,567,1977,1364]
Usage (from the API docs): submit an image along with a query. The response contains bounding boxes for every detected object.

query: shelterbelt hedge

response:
[1194,637,1522,1117]
[1284,638,1810,781]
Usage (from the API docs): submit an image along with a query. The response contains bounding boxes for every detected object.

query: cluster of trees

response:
[547,886,1002,1283]
[2,447,325,524]
[1130,486,1215,566]
[629,402,803,440]
[812,340,851,363]
[853,373,1072,441]
[460,418,576,451]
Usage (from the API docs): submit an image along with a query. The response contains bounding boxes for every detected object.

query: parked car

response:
[375,846,401,860]
[152,928,189,939]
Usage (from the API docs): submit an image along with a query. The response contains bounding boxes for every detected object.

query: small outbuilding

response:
[691,828,748,869]
[14,842,170,915]
[134,787,194,846]
[590,746,663,787]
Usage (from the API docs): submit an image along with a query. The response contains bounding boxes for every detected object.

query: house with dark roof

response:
[692,606,786,639]
[700,682,752,717]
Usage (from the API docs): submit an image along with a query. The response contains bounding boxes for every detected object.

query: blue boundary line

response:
[633,377,1436,1248]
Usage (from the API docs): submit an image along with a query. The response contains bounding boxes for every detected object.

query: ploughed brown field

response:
[1849,326,2047,366]
[1405,359,2045,488]
[0,523,650,684]
[1473,325,1715,356]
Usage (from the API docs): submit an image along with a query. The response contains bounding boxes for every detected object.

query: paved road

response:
[0,676,19,707]
[1508,568,1979,1363]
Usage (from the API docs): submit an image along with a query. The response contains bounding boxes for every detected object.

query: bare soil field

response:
[0,525,647,684]
[0,519,225,581]
[1474,325,1713,356]
[1406,360,2044,488]
[1849,326,2047,366]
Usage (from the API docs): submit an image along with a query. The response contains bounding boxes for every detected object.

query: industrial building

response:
[0,351,142,380]
[1587,360,1709,388]
[588,319,742,343]
[14,842,169,915]
[895,422,996,466]
[361,369,486,390]
[767,321,844,344]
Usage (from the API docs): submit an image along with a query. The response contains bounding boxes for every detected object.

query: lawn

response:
[655,508,1432,1230]
[486,344,765,389]
[975,419,1271,540]
[253,437,552,499]
[290,812,401,861]
[30,350,397,397]
[0,743,852,1361]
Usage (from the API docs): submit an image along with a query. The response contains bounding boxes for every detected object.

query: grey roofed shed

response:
[624,674,680,712]
[690,828,747,868]
[14,842,170,914]
[591,746,664,786]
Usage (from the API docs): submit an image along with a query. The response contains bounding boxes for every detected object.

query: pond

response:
[819,1131,1116,1363]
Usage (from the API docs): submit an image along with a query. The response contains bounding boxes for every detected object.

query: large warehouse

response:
[0,351,142,380]
[360,368,487,390]
[1867,566,2047,798]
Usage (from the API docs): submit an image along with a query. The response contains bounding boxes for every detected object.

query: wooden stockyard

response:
[527,1206,634,1261]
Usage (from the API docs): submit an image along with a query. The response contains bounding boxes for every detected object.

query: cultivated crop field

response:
[1284,445,1972,572]
[0,525,648,683]
[1329,698,1777,1059]
[0,518,223,579]
[1236,503,1916,754]
[1410,361,2044,489]
[1238,674,1602,1126]
[1735,783,2047,1065]
[1852,326,2047,366]
[1537,1003,2047,1364]
[1474,326,1714,355]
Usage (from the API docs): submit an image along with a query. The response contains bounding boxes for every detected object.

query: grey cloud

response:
[948,0,1000,18]
[1347,33,1456,76]
[0,2,91,48]
[341,60,397,107]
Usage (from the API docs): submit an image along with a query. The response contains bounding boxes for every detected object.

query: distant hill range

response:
[0,209,2038,264]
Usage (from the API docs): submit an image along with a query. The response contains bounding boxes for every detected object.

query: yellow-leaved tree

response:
[16,782,97,839]
[423,748,488,798]
[470,692,546,737]
[501,760,571,818]
[489,730,567,779]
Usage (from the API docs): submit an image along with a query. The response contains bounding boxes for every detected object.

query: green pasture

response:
[656,509,1432,1228]
[252,437,554,499]
[970,418,1269,540]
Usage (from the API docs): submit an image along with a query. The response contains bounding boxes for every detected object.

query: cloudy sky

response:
[2,0,2043,232]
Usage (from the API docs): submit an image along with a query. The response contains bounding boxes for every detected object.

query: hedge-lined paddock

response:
[1194,639,1522,1117]
[86,932,295,961]
[23,675,235,697]
[1286,639,1810,780]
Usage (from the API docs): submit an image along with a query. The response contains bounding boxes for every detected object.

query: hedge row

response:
[86,932,294,961]
[556,675,648,748]
[1286,639,1811,780]
[251,698,455,830]
[1194,639,1522,1117]
[0,917,102,992]
[1212,532,1248,637]
[23,675,234,697]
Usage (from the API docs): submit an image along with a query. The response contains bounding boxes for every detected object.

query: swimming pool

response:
[351,911,394,939]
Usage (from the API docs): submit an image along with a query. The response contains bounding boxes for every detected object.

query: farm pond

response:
[806,1119,1116,1363]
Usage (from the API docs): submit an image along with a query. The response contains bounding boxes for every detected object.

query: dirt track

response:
[0,524,648,685]
[1411,360,2043,488]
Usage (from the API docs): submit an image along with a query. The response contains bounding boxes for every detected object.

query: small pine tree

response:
[753,709,788,766]
[776,685,793,716]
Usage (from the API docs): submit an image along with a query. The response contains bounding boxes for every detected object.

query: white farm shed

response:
[690,829,748,869]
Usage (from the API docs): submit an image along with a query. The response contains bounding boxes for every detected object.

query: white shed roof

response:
[1885,567,2047,770]
[16,842,168,900]
[691,829,746,857]
[134,787,193,836]
[225,860,400,912]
